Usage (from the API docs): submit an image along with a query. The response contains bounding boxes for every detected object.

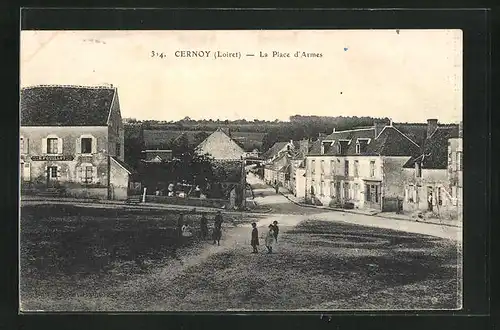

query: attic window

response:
[322,141,332,154]
[356,139,369,154]
[337,140,349,155]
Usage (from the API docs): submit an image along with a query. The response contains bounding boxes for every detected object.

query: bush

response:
[343,202,355,209]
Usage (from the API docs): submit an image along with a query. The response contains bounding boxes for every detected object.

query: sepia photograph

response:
[19,29,463,312]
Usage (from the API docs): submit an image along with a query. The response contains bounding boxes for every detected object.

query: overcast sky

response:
[20,30,462,123]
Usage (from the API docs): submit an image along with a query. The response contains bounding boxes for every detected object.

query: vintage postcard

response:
[19,29,463,312]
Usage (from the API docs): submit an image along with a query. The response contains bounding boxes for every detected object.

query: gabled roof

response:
[21,85,116,126]
[404,126,459,169]
[195,127,245,160]
[111,156,136,174]
[262,142,289,160]
[368,126,421,156]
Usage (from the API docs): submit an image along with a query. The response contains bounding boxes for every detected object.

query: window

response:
[330,160,335,175]
[20,137,25,154]
[311,160,316,174]
[337,144,342,154]
[320,181,324,196]
[322,142,331,154]
[357,139,369,153]
[457,152,463,171]
[415,162,422,178]
[81,138,92,154]
[81,166,93,184]
[370,160,376,177]
[353,183,359,201]
[344,160,349,176]
[354,160,359,177]
[343,182,350,200]
[330,181,335,197]
[365,184,379,203]
[47,166,58,180]
[320,160,325,174]
[437,187,443,206]
[47,138,58,154]
[408,185,415,203]
[116,142,121,157]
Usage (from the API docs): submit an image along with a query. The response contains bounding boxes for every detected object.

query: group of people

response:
[177,210,281,253]
[177,210,224,246]
[251,220,279,254]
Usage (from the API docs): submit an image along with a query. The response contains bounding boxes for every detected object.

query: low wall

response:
[64,187,108,199]
[143,195,231,209]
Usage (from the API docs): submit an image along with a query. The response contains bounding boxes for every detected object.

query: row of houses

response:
[19,84,250,205]
[263,119,463,216]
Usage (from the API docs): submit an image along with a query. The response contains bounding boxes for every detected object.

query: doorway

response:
[46,166,58,188]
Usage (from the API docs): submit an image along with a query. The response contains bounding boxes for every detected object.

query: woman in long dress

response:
[265,224,275,254]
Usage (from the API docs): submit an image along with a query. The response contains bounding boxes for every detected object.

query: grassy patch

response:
[134,220,461,311]
[20,204,253,311]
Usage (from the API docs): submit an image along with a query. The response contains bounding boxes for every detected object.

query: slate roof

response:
[308,125,422,157]
[262,142,289,160]
[403,126,459,169]
[111,156,137,174]
[21,85,116,126]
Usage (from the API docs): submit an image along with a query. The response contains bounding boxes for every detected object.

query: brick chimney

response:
[299,139,310,155]
[427,119,438,137]
[458,121,463,138]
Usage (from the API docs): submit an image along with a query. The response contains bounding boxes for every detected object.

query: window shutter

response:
[76,138,81,154]
[92,166,97,183]
[57,138,63,154]
[76,166,81,182]
[92,137,97,154]
[26,138,29,153]
[42,138,47,154]
[56,166,61,179]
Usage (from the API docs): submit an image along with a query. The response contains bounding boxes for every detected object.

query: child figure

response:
[265,224,275,254]
[251,222,259,253]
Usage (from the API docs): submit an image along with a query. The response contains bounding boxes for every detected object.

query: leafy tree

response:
[193,131,210,146]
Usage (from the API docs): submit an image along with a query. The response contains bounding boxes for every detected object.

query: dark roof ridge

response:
[21,84,116,90]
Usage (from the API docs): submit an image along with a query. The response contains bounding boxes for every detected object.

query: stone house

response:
[195,127,246,208]
[195,127,245,161]
[263,152,291,187]
[304,120,424,210]
[402,121,461,215]
[448,126,463,207]
[20,84,136,200]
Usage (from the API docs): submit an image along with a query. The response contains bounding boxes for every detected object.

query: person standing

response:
[214,211,223,228]
[177,213,184,239]
[265,224,275,254]
[200,213,208,239]
[250,222,259,253]
[272,220,279,243]
[212,223,222,246]
[212,211,223,246]
[427,192,433,212]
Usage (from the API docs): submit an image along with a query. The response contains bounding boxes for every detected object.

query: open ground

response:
[20,176,462,311]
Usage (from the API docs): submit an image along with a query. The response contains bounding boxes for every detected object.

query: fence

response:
[140,195,231,209]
